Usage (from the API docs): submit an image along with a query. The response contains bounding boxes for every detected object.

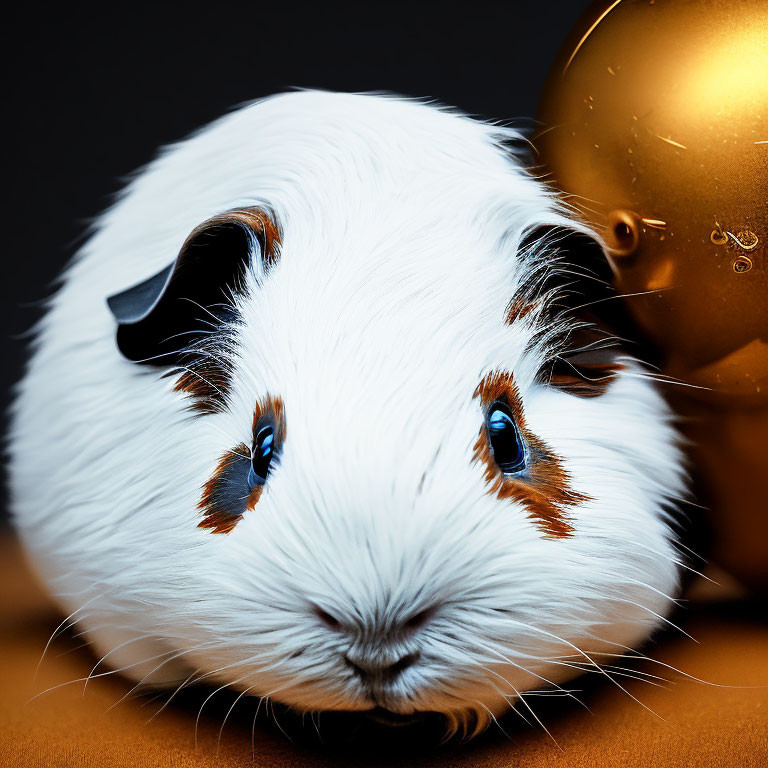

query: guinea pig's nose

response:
[344,649,420,682]
[311,603,435,683]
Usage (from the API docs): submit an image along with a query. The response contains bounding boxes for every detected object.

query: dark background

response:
[3,1,590,523]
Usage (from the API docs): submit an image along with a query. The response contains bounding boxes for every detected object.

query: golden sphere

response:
[536,0,768,590]
[536,0,768,401]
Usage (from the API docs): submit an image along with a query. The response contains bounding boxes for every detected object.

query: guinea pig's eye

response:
[486,400,527,475]
[248,421,275,489]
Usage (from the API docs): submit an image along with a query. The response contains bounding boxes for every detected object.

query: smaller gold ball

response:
[605,209,640,258]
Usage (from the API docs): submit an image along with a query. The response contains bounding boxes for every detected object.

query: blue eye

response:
[248,423,275,489]
[486,400,527,475]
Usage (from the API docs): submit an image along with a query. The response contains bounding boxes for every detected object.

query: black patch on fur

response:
[107,218,257,365]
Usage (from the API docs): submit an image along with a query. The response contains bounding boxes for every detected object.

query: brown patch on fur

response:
[198,395,286,533]
[549,361,625,398]
[473,371,589,538]
[198,443,252,534]
[547,322,624,398]
[174,365,232,415]
[505,298,538,325]
[505,298,622,399]
[214,208,281,267]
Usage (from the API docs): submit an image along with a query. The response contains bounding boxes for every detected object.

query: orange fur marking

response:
[198,443,254,534]
[220,208,281,268]
[174,365,232,415]
[198,395,285,534]
[548,360,625,398]
[473,372,588,538]
[504,304,623,398]
[505,298,538,325]
[547,322,624,398]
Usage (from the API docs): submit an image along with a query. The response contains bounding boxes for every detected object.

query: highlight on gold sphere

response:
[536,0,768,399]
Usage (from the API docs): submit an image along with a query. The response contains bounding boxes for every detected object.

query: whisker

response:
[34,590,113,681]
[195,677,248,750]
[216,684,257,756]
[505,618,667,721]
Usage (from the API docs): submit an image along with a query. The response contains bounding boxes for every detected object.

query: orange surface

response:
[1,534,766,768]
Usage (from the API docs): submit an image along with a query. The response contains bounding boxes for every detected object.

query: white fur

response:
[9,91,684,735]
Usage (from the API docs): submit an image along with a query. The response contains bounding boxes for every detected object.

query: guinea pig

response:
[9,91,685,736]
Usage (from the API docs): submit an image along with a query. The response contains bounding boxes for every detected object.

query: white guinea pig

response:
[9,91,685,736]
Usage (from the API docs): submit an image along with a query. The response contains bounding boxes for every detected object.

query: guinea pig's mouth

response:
[364,706,430,728]
[260,702,447,748]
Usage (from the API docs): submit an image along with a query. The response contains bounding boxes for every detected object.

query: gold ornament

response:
[537,0,768,398]
[536,0,768,589]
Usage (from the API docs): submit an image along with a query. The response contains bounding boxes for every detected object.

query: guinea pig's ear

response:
[107,208,279,364]
[515,223,636,398]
